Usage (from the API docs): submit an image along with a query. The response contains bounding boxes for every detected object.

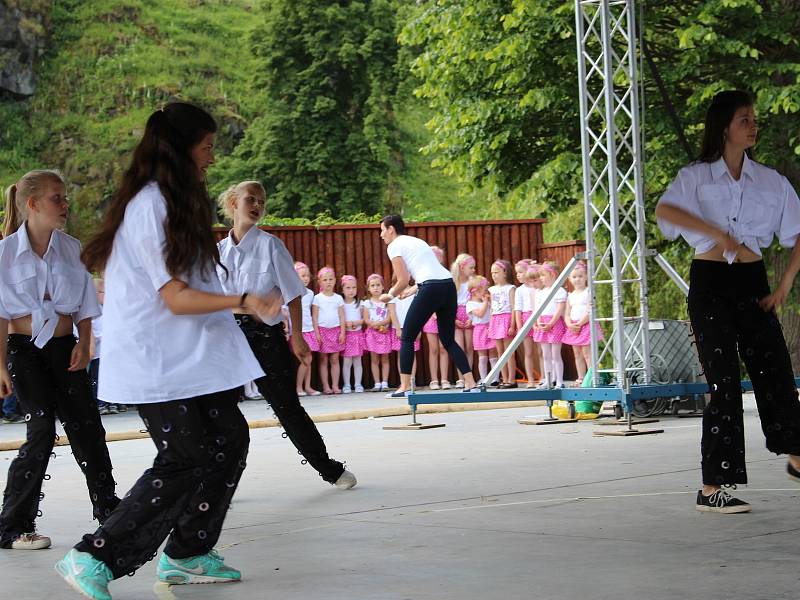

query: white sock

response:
[478,354,489,380]
[553,343,564,387]
[489,356,500,383]
[342,357,353,387]
[353,359,363,388]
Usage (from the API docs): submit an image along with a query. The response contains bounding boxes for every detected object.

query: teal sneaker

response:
[156,549,241,584]
[55,548,113,600]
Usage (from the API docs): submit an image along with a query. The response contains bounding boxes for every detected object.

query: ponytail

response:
[3,184,19,238]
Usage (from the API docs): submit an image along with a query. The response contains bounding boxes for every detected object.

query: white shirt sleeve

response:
[778,177,800,248]
[75,271,102,323]
[131,195,172,291]
[271,237,306,303]
[656,166,703,243]
[0,296,9,320]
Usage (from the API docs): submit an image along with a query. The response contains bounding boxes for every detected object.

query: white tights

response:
[342,357,363,389]
[541,343,564,387]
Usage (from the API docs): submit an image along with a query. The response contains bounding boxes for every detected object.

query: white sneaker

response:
[342,386,352,394]
[429,380,440,390]
[380,381,389,391]
[11,532,51,550]
[335,469,357,490]
[455,379,464,389]
[441,380,452,390]
[371,384,381,392]
[354,385,365,393]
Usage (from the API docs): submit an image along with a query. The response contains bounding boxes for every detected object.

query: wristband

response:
[239,292,249,308]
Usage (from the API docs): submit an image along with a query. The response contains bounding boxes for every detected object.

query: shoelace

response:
[207,549,225,564]
[710,489,735,508]
[17,532,46,543]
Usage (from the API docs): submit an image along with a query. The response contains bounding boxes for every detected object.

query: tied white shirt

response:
[656,155,800,263]
[514,284,535,312]
[300,288,314,332]
[217,227,306,326]
[313,292,344,328]
[99,182,263,404]
[0,223,100,347]
[489,284,514,315]
[386,235,451,283]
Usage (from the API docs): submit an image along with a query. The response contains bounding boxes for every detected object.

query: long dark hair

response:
[82,103,220,278]
[697,90,754,163]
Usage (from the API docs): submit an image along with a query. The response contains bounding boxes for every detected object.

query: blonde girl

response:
[422,246,450,389]
[466,275,498,383]
[340,275,365,393]
[362,273,393,391]
[451,253,476,388]
[294,262,321,396]
[312,266,345,394]
[488,259,517,388]
[562,261,602,385]
[532,260,568,388]
[388,274,421,379]
[516,263,542,388]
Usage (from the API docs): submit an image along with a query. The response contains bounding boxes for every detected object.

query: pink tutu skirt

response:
[365,327,393,355]
[456,305,470,328]
[533,315,566,344]
[391,333,422,352]
[473,323,495,351]
[302,330,320,352]
[342,329,365,357]
[562,322,604,346]
[422,315,438,334]
[318,326,344,354]
[520,311,536,339]
[487,312,513,340]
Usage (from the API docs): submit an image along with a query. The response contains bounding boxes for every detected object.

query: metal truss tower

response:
[574,0,651,387]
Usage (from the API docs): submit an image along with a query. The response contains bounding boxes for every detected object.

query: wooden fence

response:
[215,220,586,387]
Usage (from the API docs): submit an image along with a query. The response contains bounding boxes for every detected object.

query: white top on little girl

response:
[313,292,344,328]
[535,284,567,317]
[466,300,490,325]
[343,300,362,331]
[362,299,389,323]
[568,288,589,322]
[489,284,514,314]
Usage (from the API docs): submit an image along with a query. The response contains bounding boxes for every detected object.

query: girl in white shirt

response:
[0,170,119,551]
[562,261,602,385]
[217,182,354,489]
[340,275,365,393]
[466,275,497,383]
[312,267,346,394]
[362,273,393,391]
[656,90,800,514]
[55,103,281,596]
[515,263,541,388]
[488,259,517,388]
[388,274,421,378]
[532,261,568,388]
[450,254,476,388]
[294,262,321,396]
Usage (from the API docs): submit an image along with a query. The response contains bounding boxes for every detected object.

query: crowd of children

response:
[284,252,598,393]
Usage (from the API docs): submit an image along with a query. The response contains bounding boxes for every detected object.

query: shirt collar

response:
[14,221,59,259]
[710,154,755,183]
[227,225,259,253]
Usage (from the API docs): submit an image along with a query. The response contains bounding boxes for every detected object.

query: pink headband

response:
[294,261,309,273]
[515,259,531,270]
[526,265,542,278]
[542,263,558,275]
[341,275,357,285]
[492,260,508,272]
[317,267,335,279]
[468,276,488,294]
[367,273,384,284]
[573,260,587,272]
[461,256,476,268]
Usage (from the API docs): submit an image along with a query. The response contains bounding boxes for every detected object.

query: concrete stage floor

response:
[1,396,798,600]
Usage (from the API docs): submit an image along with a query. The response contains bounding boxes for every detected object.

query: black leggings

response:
[400,280,472,376]
[687,260,800,485]
[236,315,345,483]
[75,389,248,578]
[0,335,118,547]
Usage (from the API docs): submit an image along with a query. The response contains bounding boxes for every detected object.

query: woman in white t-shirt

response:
[55,103,281,596]
[378,215,478,397]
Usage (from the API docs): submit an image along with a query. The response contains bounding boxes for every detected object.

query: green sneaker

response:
[55,548,113,600]
[156,549,241,584]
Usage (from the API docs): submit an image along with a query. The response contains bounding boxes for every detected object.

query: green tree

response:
[220,0,400,218]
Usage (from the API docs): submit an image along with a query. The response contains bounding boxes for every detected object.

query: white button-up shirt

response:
[0,223,100,347]
[217,226,306,326]
[99,182,263,404]
[657,155,800,263]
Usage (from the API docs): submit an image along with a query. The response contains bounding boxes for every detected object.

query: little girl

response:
[294,262,321,396]
[563,261,600,385]
[516,263,541,388]
[488,259,517,388]
[466,276,498,384]
[533,260,568,388]
[423,246,450,389]
[312,266,345,394]
[451,253,476,388]
[388,276,421,380]
[362,273,393,391]
[341,275,365,393]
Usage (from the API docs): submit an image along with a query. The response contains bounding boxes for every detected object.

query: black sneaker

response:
[695,489,751,514]
[490,380,501,387]
[1,414,25,424]
[787,461,800,483]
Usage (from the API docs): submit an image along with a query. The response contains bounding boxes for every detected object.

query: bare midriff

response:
[232,308,261,322]
[8,313,74,337]
[695,244,762,263]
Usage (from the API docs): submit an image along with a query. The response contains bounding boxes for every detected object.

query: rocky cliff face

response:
[0,1,51,97]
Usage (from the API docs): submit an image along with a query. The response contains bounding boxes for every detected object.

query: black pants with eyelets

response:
[687,260,800,486]
[236,315,345,483]
[75,389,248,578]
[0,335,118,548]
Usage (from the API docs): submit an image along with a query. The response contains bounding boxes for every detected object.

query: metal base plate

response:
[518,418,579,426]
[383,423,446,430]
